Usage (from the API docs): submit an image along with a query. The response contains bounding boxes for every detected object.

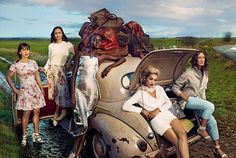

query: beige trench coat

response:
[172,66,208,109]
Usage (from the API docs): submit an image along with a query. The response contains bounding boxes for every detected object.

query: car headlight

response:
[137,140,147,152]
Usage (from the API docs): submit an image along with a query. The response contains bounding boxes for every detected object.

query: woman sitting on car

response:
[172,50,228,158]
[123,66,189,158]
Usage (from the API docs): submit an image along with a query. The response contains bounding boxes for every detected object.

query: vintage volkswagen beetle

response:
[11,48,202,158]
[87,48,202,158]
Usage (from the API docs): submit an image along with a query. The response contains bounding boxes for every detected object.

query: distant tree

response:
[223,32,232,42]
[176,36,197,48]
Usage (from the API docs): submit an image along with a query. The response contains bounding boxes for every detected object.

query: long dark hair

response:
[190,50,208,73]
[16,42,30,62]
[50,26,68,43]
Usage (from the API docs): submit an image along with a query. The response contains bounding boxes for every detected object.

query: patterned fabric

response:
[74,56,99,128]
[46,65,70,108]
[9,60,46,110]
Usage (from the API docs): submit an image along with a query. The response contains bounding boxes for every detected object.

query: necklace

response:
[139,85,155,93]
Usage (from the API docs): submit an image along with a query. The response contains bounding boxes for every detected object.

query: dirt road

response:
[189,109,236,158]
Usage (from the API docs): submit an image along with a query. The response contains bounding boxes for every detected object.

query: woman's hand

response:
[141,109,150,118]
[180,93,190,101]
[14,88,24,96]
[40,87,45,96]
[65,62,71,70]
[38,67,45,73]
[148,108,161,120]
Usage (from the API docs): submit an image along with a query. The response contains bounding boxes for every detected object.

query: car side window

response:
[121,72,134,89]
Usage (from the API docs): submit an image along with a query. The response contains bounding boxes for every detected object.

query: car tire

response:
[86,130,109,158]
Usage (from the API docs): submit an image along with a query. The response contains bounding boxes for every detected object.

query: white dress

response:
[73,56,99,128]
[44,41,74,108]
[123,85,176,135]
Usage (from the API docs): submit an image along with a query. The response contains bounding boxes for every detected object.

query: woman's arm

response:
[122,91,143,113]
[70,49,81,108]
[172,70,189,101]
[35,71,45,96]
[149,86,171,119]
[100,56,126,78]
[65,44,76,70]
[65,52,75,70]
[33,60,44,95]
[159,87,172,111]
[6,71,21,96]
[43,45,51,72]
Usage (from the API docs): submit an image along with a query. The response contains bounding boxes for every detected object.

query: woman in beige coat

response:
[172,51,228,158]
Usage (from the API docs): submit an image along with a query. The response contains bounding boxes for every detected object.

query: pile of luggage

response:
[78,8,154,58]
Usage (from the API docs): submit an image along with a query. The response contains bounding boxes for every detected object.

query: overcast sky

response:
[0,0,235,38]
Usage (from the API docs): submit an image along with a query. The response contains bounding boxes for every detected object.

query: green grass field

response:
[0,37,236,158]
[0,90,22,158]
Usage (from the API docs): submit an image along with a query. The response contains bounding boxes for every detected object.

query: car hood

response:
[129,48,198,91]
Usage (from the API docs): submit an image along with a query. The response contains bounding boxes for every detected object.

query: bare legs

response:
[32,108,40,134]
[163,119,189,158]
[197,119,211,139]
[54,105,67,121]
[69,133,87,158]
[56,108,67,121]
[53,105,68,126]
[22,110,31,136]
[213,140,228,158]
[53,105,60,120]
[21,108,43,145]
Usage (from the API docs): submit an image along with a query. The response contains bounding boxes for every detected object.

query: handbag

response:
[89,8,124,29]
[168,100,186,119]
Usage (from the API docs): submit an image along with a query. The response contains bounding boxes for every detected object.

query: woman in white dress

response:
[123,66,189,158]
[40,26,75,126]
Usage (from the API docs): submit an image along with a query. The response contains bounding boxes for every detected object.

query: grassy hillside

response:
[0,90,22,158]
[204,47,236,115]
[0,38,80,66]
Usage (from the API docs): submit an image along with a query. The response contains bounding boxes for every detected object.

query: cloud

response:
[61,23,83,29]
[1,0,236,37]
[0,16,14,21]
[216,18,227,23]
[29,0,61,5]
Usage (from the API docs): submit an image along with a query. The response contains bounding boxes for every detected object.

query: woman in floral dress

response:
[6,42,46,147]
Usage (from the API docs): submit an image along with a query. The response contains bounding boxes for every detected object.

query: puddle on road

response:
[20,120,74,158]
[0,71,11,93]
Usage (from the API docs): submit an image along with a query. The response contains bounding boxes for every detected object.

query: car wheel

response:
[92,133,107,158]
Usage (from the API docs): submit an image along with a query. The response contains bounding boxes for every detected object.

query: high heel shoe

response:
[68,152,81,158]
[213,145,228,158]
[197,126,211,140]
[53,119,58,126]
[56,110,67,121]
[32,133,44,144]
[21,135,27,147]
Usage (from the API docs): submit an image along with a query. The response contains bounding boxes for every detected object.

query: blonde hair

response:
[141,66,160,84]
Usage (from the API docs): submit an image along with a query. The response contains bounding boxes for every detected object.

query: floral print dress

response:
[46,65,70,108]
[9,60,46,110]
